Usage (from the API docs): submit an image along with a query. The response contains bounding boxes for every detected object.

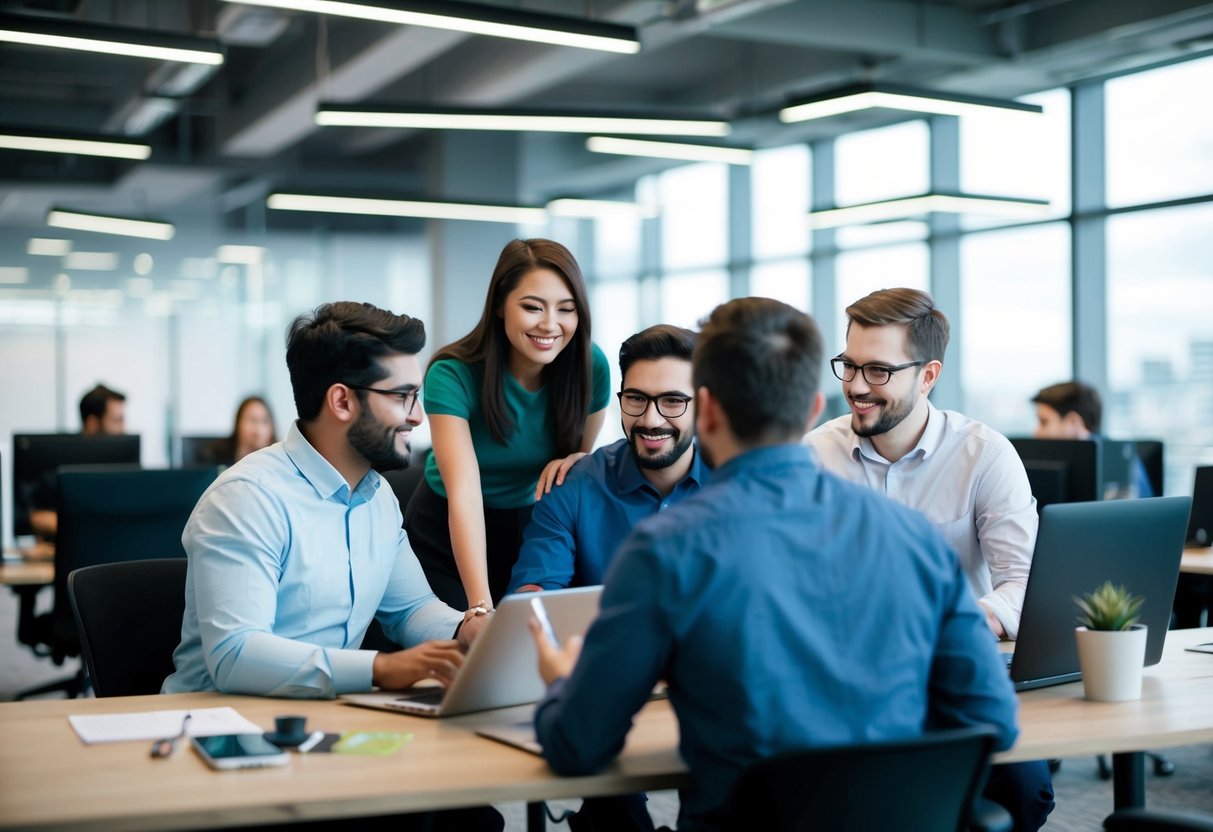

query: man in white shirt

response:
[805,287,1052,831]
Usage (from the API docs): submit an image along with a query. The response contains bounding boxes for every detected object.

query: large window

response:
[660,269,729,331]
[1106,203,1213,494]
[1106,54,1213,209]
[591,278,640,446]
[658,162,728,271]
[960,88,1071,228]
[751,260,810,312]
[835,121,930,249]
[752,144,811,259]
[960,223,1071,434]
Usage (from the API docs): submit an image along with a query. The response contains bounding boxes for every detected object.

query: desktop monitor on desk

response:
[1009,438,1101,513]
[1100,439,1139,500]
[11,434,141,538]
[178,435,226,468]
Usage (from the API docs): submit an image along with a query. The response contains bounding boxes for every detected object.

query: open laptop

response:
[341,586,602,718]
[1186,466,1213,547]
[1009,496,1191,691]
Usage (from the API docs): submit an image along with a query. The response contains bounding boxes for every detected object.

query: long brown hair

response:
[431,239,592,457]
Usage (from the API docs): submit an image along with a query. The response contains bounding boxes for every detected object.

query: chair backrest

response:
[729,725,999,832]
[49,466,217,663]
[68,559,188,697]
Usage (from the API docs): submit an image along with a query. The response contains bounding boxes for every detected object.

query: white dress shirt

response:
[806,402,1037,639]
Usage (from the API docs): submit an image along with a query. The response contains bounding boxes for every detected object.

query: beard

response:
[348,407,410,472]
[628,425,694,470]
[851,390,917,438]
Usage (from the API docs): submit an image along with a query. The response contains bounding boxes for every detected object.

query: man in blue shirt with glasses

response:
[529,298,1019,832]
[509,324,707,594]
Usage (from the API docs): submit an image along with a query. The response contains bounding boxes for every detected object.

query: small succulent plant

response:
[1074,581,1144,632]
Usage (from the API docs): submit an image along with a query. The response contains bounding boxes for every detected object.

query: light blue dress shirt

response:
[535,443,1019,832]
[163,422,461,698]
[507,438,708,591]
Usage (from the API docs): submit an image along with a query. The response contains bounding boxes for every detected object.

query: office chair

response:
[68,559,187,697]
[15,466,216,699]
[729,725,1013,832]
[1105,808,1213,831]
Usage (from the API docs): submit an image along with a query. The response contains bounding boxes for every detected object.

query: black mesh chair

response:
[729,725,1012,832]
[68,559,188,697]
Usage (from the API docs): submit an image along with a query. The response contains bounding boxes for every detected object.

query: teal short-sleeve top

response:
[422,342,611,509]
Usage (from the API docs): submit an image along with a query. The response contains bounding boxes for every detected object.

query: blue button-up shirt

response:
[535,443,1019,832]
[163,422,461,698]
[508,438,708,591]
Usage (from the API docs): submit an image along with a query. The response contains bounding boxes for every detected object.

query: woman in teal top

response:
[405,238,611,610]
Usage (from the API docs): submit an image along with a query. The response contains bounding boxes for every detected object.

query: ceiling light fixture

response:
[546,198,658,220]
[0,14,224,65]
[316,104,731,137]
[47,208,176,240]
[0,130,152,160]
[586,136,754,165]
[780,82,1043,124]
[0,267,30,284]
[222,0,640,54]
[27,238,73,256]
[217,245,266,264]
[64,251,119,271]
[807,193,1051,229]
[267,193,548,224]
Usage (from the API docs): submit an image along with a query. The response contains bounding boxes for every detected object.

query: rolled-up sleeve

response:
[973,439,1038,639]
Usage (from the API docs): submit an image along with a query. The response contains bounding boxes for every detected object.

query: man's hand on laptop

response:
[978,601,1007,639]
[529,617,583,685]
[372,640,464,690]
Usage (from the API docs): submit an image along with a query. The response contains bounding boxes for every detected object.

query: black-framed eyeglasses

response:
[830,357,924,387]
[346,385,421,415]
[617,390,692,419]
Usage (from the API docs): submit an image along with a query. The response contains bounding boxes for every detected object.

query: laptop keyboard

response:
[393,689,446,707]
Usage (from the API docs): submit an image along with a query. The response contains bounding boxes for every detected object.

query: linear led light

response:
[64,251,119,271]
[546,198,658,220]
[316,104,731,137]
[586,136,754,166]
[0,131,151,160]
[217,244,266,264]
[223,0,639,54]
[27,238,72,256]
[267,193,548,224]
[47,208,176,240]
[780,83,1043,124]
[0,14,224,65]
[0,267,30,284]
[808,193,1051,229]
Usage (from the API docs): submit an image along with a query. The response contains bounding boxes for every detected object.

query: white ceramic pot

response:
[1074,624,1148,702]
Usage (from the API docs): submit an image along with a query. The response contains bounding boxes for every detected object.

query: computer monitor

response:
[1009,438,1101,513]
[11,434,141,537]
[1134,440,1164,497]
[1188,466,1213,547]
[179,435,226,467]
[1100,439,1138,500]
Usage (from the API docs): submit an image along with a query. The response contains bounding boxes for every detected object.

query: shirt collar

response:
[851,400,944,464]
[283,421,382,504]
[715,443,814,481]
[615,439,707,495]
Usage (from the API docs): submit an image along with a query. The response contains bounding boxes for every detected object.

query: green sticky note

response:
[332,731,412,756]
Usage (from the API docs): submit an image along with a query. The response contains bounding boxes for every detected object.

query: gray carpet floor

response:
[4,587,1209,831]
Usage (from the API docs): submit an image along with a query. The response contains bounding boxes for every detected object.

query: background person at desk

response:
[1031,380,1154,497]
[508,324,707,594]
[530,298,1019,832]
[163,302,490,702]
[804,288,1052,831]
[28,383,127,541]
[197,395,278,468]
[405,238,611,611]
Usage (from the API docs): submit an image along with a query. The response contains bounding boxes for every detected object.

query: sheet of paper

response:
[69,707,263,745]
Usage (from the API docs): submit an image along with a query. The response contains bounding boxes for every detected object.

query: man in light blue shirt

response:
[509,324,707,594]
[530,298,1019,832]
[164,302,489,699]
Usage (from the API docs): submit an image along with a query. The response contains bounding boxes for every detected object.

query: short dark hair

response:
[79,384,125,425]
[693,298,822,443]
[1032,381,1103,433]
[618,324,697,379]
[286,302,426,421]
[846,287,949,363]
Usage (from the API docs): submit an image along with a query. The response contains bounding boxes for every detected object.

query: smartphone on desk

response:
[192,734,289,770]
